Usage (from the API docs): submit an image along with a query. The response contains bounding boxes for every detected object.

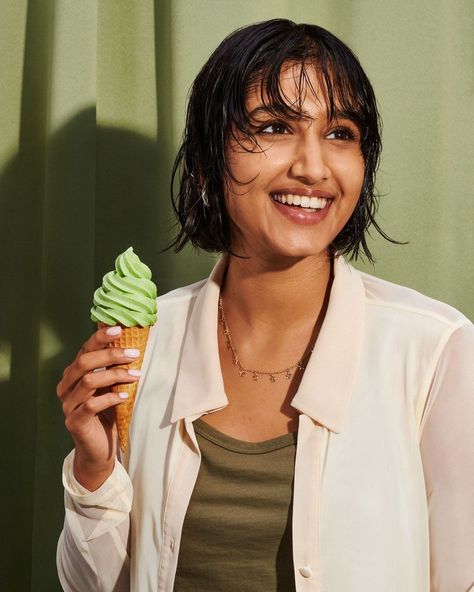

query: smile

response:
[271,193,332,210]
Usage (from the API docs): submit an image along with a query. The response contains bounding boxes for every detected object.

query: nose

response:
[289,133,330,185]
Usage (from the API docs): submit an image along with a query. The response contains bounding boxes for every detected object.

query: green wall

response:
[0,1,472,589]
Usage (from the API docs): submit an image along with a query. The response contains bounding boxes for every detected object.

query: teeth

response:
[272,194,330,210]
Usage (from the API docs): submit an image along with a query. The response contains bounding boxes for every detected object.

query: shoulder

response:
[145,277,208,360]
[350,265,473,382]
[145,278,207,339]
[156,277,207,308]
[354,265,471,331]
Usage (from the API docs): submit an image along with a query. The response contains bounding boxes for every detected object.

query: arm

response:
[55,325,142,591]
[419,322,474,592]
[57,450,132,592]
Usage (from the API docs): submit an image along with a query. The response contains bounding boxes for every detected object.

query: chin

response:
[266,241,329,261]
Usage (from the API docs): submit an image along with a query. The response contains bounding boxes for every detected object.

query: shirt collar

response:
[171,254,365,433]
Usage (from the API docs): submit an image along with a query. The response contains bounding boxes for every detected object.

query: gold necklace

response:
[218,295,313,383]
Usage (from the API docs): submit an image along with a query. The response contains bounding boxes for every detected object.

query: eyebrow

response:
[247,104,362,128]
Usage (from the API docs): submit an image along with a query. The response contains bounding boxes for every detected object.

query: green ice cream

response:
[91,246,157,327]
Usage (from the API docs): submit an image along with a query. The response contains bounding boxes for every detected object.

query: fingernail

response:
[118,392,129,399]
[124,348,140,358]
[128,369,141,377]
[106,326,122,336]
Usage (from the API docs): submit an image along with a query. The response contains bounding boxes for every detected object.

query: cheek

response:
[338,155,365,196]
[226,151,266,193]
[226,141,291,192]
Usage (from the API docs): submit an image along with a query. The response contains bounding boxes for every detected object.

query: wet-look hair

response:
[167,18,403,261]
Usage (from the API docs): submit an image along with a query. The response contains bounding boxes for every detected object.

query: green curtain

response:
[1,1,472,589]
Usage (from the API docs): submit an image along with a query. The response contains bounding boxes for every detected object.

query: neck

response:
[221,252,333,334]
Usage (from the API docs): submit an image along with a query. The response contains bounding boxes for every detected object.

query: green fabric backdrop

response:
[1,1,472,589]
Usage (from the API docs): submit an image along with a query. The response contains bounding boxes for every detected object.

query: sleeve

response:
[419,321,474,592]
[56,449,133,592]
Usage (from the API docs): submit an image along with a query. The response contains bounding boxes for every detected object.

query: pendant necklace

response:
[218,294,313,383]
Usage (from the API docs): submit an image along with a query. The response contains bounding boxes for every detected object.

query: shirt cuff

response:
[62,449,132,509]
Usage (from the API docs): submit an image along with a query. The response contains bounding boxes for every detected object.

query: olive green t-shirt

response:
[173,418,297,592]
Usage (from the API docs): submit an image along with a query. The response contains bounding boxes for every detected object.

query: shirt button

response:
[170,538,175,552]
[299,565,313,578]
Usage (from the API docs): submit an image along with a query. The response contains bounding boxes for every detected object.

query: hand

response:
[56,325,141,490]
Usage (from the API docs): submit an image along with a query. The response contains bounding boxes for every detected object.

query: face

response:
[224,62,365,264]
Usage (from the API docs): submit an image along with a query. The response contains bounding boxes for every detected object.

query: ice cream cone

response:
[92,247,157,451]
[99,322,150,451]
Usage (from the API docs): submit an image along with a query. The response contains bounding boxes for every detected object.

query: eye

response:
[326,125,358,141]
[257,122,290,135]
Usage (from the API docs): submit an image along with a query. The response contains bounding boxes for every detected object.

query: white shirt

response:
[57,255,474,591]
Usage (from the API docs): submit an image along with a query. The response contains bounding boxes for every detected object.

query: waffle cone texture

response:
[98,323,149,451]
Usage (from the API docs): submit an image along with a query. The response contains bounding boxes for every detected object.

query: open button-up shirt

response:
[57,255,474,591]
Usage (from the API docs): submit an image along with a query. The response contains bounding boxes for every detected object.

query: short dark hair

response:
[167,18,401,262]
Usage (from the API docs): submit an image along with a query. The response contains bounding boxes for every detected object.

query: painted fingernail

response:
[124,348,140,358]
[106,326,122,336]
[118,392,129,399]
[127,369,141,377]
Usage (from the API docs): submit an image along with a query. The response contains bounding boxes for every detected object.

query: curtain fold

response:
[0,1,472,589]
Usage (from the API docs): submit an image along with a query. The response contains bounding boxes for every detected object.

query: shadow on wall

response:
[0,108,214,590]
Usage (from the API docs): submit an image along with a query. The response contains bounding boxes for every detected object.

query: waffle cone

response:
[98,322,150,451]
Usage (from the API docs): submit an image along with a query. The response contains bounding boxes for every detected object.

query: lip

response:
[270,195,333,225]
[270,187,335,199]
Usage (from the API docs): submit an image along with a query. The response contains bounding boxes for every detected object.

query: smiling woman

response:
[57,19,474,592]
[224,63,365,259]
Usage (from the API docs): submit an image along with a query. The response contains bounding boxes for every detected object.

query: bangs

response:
[228,38,373,153]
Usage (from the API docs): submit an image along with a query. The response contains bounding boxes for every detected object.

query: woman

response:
[56,19,473,591]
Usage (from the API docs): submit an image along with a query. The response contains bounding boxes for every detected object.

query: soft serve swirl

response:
[91,247,157,327]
